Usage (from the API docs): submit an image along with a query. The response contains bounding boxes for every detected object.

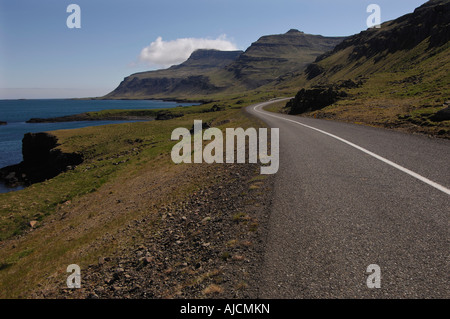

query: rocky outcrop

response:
[0,132,83,187]
[0,121,6,125]
[155,110,184,121]
[305,63,325,80]
[286,86,347,115]
[431,102,450,122]
[27,113,155,123]
[205,104,225,112]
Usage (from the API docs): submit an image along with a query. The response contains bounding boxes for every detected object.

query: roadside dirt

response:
[32,161,274,299]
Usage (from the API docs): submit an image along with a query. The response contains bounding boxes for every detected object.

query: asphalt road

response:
[247,99,449,298]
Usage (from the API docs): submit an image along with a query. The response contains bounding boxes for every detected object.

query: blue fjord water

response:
[0,99,197,193]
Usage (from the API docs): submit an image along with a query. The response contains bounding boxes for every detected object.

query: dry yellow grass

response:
[202,284,224,296]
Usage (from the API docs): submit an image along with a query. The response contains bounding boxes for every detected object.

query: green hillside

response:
[282,0,450,137]
[223,29,346,89]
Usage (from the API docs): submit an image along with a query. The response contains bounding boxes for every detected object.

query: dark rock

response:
[4,172,18,185]
[286,29,304,34]
[0,132,83,187]
[27,113,155,123]
[22,133,59,163]
[114,268,125,277]
[305,63,324,80]
[206,104,225,112]
[155,110,184,121]
[0,121,6,125]
[431,106,450,122]
[286,86,347,115]
[139,256,153,265]
[27,114,92,123]
[338,79,364,89]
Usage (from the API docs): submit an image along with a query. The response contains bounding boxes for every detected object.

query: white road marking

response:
[253,101,450,196]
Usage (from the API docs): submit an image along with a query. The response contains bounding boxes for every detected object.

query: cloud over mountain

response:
[139,35,238,68]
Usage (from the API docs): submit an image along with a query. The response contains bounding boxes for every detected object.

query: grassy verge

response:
[262,100,289,113]
[309,95,450,138]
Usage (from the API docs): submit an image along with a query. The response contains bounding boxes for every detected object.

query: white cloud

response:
[138,35,238,68]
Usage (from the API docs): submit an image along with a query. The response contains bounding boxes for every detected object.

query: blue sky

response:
[0,0,427,99]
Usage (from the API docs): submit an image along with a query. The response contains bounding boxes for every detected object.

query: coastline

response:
[0,132,84,188]
[75,96,211,104]
[26,113,155,123]
[1,99,198,190]
[0,101,226,191]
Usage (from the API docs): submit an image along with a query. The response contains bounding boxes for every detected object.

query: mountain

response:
[104,49,243,99]
[223,29,346,88]
[103,30,345,100]
[283,0,450,136]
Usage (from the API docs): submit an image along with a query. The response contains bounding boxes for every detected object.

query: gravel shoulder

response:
[34,162,274,299]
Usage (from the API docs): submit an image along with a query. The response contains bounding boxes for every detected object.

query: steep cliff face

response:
[334,0,449,60]
[304,0,450,82]
[104,49,243,99]
[0,133,83,187]
[107,75,221,98]
[169,49,243,70]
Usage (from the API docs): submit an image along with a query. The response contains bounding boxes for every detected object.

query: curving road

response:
[247,99,450,298]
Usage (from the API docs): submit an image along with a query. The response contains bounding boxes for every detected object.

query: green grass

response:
[262,100,289,113]
[280,36,450,137]
[0,98,268,298]
[0,103,235,241]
